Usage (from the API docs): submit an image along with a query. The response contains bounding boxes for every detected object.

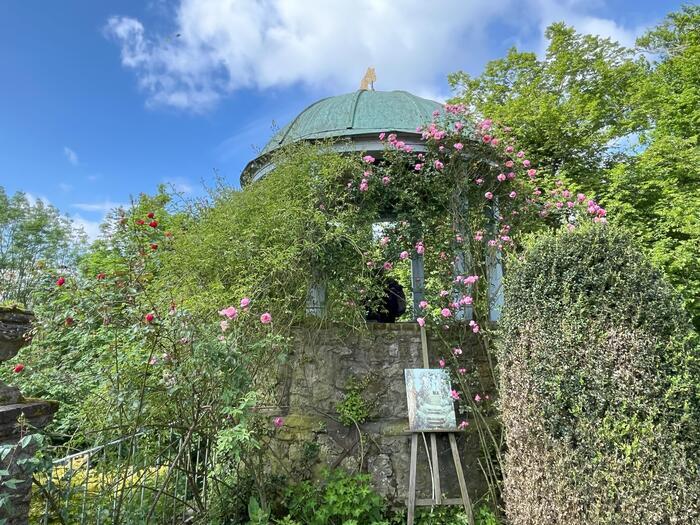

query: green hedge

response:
[497,224,700,524]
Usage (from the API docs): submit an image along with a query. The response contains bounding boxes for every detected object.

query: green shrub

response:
[282,469,385,525]
[336,374,378,426]
[497,223,700,524]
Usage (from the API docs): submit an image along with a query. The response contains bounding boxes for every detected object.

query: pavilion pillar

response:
[486,200,504,322]
[410,254,425,319]
[306,269,327,317]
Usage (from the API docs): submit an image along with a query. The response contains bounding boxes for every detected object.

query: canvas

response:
[404,368,457,431]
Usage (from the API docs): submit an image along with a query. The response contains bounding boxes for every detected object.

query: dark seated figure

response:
[366,276,406,323]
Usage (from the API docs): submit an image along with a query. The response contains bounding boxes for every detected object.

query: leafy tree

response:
[449,8,700,328]
[448,23,647,190]
[0,188,85,307]
[605,6,700,327]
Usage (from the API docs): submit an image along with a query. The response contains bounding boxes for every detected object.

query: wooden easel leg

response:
[407,433,418,525]
[429,433,441,504]
[449,433,474,525]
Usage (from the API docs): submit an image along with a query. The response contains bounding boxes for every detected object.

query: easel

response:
[406,326,473,525]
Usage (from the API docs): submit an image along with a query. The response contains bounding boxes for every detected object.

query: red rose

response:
[65,317,74,326]
[136,219,145,225]
[145,313,155,323]
[150,243,158,250]
[147,212,155,219]
[96,273,106,280]
[149,220,158,228]
[13,363,25,373]
[56,276,65,286]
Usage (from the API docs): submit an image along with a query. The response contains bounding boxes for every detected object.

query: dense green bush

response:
[281,469,385,525]
[497,223,700,524]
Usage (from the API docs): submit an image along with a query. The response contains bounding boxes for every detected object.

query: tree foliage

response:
[606,6,700,326]
[448,23,647,190]
[449,7,700,328]
[0,188,85,307]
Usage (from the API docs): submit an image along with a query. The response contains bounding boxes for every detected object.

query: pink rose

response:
[416,317,425,327]
[260,312,272,324]
[400,251,409,260]
[219,306,238,319]
[363,155,375,164]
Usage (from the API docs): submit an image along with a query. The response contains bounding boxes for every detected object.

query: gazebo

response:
[240,86,503,323]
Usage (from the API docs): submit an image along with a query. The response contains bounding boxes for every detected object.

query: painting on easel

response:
[404,369,457,432]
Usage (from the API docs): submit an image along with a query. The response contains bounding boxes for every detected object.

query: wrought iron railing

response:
[34,429,212,524]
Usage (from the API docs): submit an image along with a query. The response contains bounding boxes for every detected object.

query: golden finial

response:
[359,67,376,91]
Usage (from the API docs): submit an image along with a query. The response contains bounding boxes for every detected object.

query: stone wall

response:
[0,307,58,525]
[268,322,496,505]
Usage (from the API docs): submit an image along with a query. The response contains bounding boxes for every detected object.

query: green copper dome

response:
[261,90,442,154]
[242,90,442,184]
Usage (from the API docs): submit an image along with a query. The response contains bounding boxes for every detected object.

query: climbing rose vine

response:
[341,103,607,492]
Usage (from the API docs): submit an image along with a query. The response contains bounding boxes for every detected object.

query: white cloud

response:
[63,146,79,166]
[163,177,193,194]
[71,215,103,241]
[24,193,51,207]
[105,0,650,112]
[104,0,514,111]
[529,0,646,55]
[73,201,124,213]
[24,194,102,241]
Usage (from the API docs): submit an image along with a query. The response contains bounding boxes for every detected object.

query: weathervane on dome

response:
[360,67,376,91]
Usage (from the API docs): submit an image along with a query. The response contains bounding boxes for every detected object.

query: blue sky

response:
[0,0,686,238]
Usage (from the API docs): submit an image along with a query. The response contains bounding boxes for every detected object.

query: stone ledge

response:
[0,400,59,442]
